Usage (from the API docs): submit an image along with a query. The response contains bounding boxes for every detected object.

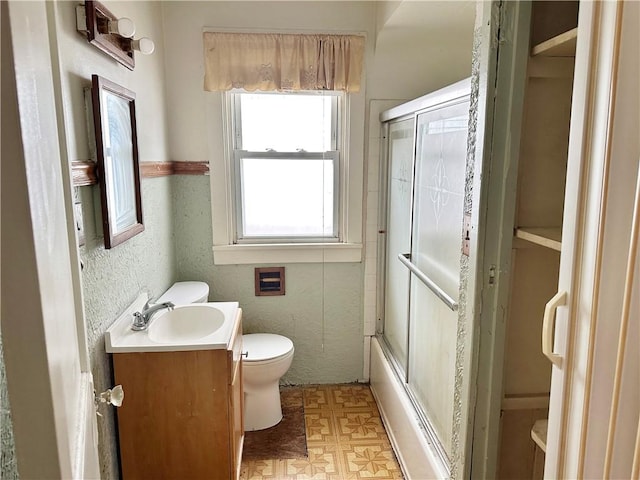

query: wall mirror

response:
[91,74,144,249]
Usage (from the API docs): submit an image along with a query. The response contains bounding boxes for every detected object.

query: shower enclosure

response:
[373,79,471,474]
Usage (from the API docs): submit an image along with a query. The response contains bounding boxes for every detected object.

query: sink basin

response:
[148,305,225,343]
[104,293,239,353]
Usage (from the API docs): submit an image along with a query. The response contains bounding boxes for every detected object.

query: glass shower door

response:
[382,118,415,375]
[407,101,469,457]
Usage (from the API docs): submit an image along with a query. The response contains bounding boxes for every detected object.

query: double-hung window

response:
[205,31,365,264]
[230,91,342,243]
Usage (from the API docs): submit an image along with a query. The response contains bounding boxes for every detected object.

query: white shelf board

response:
[515,227,562,251]
[531,27,578,57]
[531,419,548,453]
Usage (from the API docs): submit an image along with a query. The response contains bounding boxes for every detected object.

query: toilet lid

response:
[242,334,293,362]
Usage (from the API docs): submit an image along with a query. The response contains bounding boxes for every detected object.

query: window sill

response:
[212,243,362,265]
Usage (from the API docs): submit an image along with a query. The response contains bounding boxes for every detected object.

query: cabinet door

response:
[546,2,640,478]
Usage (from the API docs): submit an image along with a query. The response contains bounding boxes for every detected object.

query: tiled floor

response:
[240,384,404,479]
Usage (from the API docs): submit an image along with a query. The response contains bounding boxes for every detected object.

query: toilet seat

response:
[243,334,294,365]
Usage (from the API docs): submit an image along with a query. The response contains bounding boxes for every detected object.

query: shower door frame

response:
[376,79,472,476]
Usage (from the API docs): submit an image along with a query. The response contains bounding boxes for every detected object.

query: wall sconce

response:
[131,37,155,55]
[107,17,135,38]
[76,0,154,70]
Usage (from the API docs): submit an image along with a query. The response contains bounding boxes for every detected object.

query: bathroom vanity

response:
[106,297,244,479]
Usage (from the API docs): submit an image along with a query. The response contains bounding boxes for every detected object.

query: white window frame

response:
[234,151,341,243]
[208,90,364,265]
[231,91,341,243]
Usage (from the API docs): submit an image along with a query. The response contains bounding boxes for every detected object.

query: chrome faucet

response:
[131,301,175,331]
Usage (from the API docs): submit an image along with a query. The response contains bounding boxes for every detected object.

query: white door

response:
[545,1,640,477]
[2,1,101,478]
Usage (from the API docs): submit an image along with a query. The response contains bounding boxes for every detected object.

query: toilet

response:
[155,281,209,305]
[242,333,294,431]
[155,281,295,432]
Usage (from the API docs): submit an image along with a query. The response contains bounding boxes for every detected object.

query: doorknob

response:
[95,385,124,416]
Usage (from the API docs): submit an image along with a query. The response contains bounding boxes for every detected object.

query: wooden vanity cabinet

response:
[113,309,244,480]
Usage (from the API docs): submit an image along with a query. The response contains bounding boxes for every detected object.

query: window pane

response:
[240,158,334,238]
[240,94,333,152]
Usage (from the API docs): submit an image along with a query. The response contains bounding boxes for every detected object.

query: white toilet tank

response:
[155,281,209,305]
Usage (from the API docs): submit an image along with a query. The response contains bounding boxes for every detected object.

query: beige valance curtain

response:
[203,32,365,92]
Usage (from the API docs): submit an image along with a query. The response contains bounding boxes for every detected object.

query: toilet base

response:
[244,382,283,431]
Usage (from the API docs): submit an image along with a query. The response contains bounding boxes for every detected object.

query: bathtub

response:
[369,336,448,479]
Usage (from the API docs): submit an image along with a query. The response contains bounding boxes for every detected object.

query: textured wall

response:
[173,176,364,384]
[0,338,18,480]
[450,21,483,480]
[80,179,175,477]
[450,3,494,478]
[1,3,19,477]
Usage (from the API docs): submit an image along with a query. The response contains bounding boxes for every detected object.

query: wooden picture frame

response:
[91,75,144,249]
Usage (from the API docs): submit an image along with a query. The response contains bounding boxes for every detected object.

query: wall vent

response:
[254,267,285,296]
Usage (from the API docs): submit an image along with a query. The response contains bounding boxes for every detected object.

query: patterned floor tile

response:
[303,385,332,410]
[305,410,337,444]
[334,410,387,442]
[330,384,378,410]
[339,443,404,479]
[281,445,340,478]
[241,384,403,480]
[241,459,278,479]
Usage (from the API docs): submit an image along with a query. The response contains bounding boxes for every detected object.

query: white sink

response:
[105,293,239,353]
[148,305,225,343]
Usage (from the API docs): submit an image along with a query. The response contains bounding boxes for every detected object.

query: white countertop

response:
[105,293,239,353]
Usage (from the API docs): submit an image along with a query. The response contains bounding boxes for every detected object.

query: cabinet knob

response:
[241,351,249,358]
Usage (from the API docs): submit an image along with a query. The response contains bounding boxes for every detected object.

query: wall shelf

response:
[531,27,578,57]
[515,227,562,251]
[531,419,548,453]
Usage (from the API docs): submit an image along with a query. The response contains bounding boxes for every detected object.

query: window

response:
[231,91,341,243]
[210,90,364,265]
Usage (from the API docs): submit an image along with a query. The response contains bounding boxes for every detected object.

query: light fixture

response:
[107,17,135,38]
[75,1,155,69]
[76,6,135,39]
[131,37,155,55]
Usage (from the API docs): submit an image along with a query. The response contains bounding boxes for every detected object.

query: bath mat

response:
[242,404,308,460]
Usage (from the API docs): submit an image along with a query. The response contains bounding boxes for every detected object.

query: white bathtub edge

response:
[370,337,448,479]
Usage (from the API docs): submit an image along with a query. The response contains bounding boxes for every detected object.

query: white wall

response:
[370,1,475,99]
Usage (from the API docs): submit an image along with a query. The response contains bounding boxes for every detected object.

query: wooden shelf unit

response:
[498,2,578,478]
